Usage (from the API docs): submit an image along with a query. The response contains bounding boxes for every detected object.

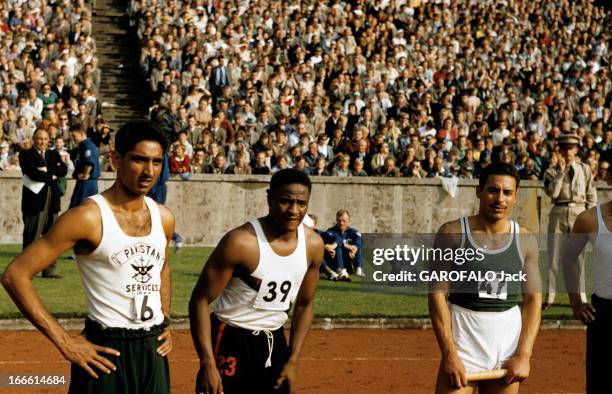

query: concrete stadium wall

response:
[2,172,612,246]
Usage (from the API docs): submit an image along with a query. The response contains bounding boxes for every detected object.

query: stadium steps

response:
[92,0,148,130]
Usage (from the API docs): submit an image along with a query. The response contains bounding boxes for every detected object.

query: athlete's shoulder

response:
[52,198,102,241]
[514,222,539,257]
[208,221,259,267]
[517,223,535,235]
[304,226,324,265]
[64,198,101,224]
[304,225,324,249]
[153,201,176,237]
[222,220,259,249]
[436,218,462,234]
[434,218,463,248]
[572,205,598,233]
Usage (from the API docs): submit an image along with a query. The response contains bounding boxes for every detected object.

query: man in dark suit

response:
[209,56,231,103]
[68,22,82,45]
[325,103,343,139]
[19,128,67,278]
[52,74,70,103]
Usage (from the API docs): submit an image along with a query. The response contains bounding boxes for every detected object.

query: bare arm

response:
[504,229,541,384]
[156,204,176,357]
[189,227,251,394]
[158,204,175,318]
[275,230,324,393]
[562,209,595,323]
[1,203,119,377]
[428,221,466,388]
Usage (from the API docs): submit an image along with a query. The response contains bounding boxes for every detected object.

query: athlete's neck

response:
[471,214,511,234]
[103,183,148,212]
[260,215,298,242]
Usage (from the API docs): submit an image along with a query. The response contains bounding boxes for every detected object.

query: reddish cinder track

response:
[0,329,585,393]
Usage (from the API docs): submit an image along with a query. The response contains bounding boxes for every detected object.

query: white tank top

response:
[76,194,167,329]
[214,219,308,331]
[592,205,612,300]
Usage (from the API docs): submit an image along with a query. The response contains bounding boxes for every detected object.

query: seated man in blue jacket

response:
[303,214,349,281]
[327,209,365,277]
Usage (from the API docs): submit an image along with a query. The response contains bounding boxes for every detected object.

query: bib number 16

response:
[134,294,159,322]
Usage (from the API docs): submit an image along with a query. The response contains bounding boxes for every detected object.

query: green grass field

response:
[0,245,575,319]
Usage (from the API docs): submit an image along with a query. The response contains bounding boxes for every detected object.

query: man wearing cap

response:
[543,132,597,309]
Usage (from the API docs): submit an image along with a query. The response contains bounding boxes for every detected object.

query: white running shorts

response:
[450,303,522,373]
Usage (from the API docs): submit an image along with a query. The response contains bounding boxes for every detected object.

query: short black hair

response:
[269,169,312,192]
[478,161,520,189]
[114,121,169,156]
[69,123,85,133]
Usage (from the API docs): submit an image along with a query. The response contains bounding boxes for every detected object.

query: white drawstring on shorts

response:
[252,329,274,368]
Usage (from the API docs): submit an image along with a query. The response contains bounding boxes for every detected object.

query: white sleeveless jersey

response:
[214,219,309,331]
[591,205,612,300]
[76,194,167,329]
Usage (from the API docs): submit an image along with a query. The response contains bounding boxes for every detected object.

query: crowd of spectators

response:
[130,0,611,181]
[0,0,105,173]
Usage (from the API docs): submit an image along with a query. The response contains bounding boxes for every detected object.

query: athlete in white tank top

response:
[215,218,308,331]
[78,194,167,329]
[564,197,612,391]
[190,169,324,393]
[1,124,175,386]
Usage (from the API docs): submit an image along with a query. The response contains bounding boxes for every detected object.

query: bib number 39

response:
[262,281,292,303]
[254,273,296,311]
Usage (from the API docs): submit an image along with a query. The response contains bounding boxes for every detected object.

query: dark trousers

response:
[208,314,289,394]
[22,187,57,276]
[326,246,363,273]
[586,294,612,393]
[323,250,344,272]
[70,179,98,208]
[69,319,170,394]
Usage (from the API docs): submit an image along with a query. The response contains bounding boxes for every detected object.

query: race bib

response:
[134,293,162,322]
[478,272,508,300]
[253,271,297,311]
